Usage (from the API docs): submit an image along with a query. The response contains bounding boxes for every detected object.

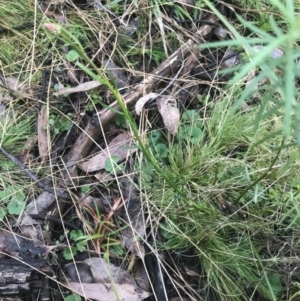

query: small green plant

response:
[49,112,73,135]
[63,230,87,260]
[62,226,123,260]
[0,188,25,217]
[65,49,80,62]
[148,130,169,159]
[115,114,128,129]
[140,87,299,300]
[80,185,91,194]
[179,110,204,144]
[86,93,103,112]
[104,155,125,174]
[65,293,81,301]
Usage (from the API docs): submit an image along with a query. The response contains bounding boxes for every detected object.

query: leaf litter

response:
[0,1,298,301]
[64,257,150,301]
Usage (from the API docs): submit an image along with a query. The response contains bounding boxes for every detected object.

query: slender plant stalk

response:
[44,24,184,197]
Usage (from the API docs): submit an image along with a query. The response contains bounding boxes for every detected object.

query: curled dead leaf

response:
[135,93,158,115]
[156,95,180,135]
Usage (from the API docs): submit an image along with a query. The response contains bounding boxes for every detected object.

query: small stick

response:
[0,146,69,200]
[30,214,80,230]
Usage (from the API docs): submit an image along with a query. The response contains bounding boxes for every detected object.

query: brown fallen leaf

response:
[156,95,180,135]
[64,257,150,301]
[17,136,38,164]
[221,47,242,69]
[0,75,26,103]
[37,106,50,159]
[1,76,23,91]
[94,171,114,182]
[134,259,150,292]
[213,26,230,40]
[65,282,149,301]
[79,132,136,173]
[63,60,78,84]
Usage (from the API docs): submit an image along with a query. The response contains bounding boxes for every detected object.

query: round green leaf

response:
[7,199,25,215]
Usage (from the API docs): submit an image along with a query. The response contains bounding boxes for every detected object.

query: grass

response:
[141,87,300,299]
[0,0,300,300]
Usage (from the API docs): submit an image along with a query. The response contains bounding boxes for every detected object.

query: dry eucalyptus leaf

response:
[65,282,149,301]
[79,132,136,173]
[221,48,242,68]
[213,27,230,40]
[135,93,158,115]
[252,45,284,59]
[121,17,140,37]
[63,60,78,84]
[0,102,6,116]
[94,171,114,182]
[156,95,180,135]
[0,76,25,103]
[134,259,150,291]
[53,80,102,96]
[64,257,150,301]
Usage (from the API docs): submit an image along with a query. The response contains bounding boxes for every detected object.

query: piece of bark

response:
[65,16,216,167]
[0,259,48,296]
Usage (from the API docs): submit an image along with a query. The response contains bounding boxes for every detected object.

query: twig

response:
[30,214,80,230]
[0,146,69,199]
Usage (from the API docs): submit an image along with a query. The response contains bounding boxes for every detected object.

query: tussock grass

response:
[141,87,300,300]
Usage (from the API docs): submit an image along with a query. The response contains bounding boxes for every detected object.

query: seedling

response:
[49,112,73,134]
[115,114,128,129]
[65,293,81,301]
[179,110,204,144]
[0,184,25,217]
[63,230,87,260]
[86,93,103,112]
[105,155,125,174]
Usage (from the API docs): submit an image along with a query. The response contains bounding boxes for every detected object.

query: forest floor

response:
[0,1,300,301]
